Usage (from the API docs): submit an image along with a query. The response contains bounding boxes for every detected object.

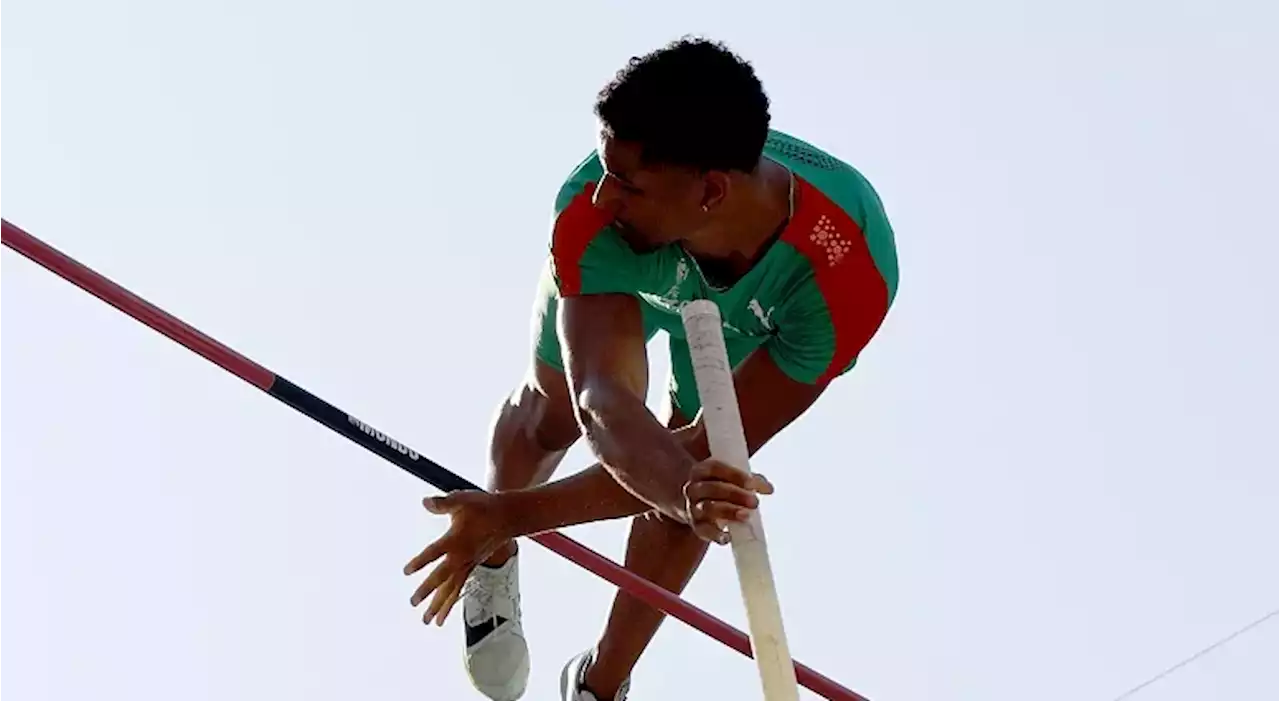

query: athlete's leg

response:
[482,257,594,564]
[468,261,659,701]
[482,355,583,565]
[577,335,763,699]
[578,400,707,699]
[464,263,585,701]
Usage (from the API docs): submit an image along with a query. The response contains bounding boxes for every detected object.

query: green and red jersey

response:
[534,129,899,414]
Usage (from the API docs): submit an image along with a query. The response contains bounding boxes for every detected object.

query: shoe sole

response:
[467,647,530,701]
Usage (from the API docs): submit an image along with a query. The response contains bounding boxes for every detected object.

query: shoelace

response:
[464,566,520,621]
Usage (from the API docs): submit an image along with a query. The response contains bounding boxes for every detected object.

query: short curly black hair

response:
[593,37,771,174]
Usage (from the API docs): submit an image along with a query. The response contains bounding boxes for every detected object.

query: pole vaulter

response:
[2,219,869,701]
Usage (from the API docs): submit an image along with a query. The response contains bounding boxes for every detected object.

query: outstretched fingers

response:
[404,492,473,576]
[426,572,467,626]
[404,534,450,577]
[409,554,472,626]
[409,548,458,606]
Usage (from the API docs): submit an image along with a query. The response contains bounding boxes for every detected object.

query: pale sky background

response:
[3,2,1277,700]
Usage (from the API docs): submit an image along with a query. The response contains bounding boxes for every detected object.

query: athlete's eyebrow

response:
[611,171,641,189]
[597,152,641,189]
[601,166,644,194]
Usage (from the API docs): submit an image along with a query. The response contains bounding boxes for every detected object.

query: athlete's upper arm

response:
[731,346,830,457]
[704,283,886,461]
[767,177,897,387]
[724,181,898,457]
[558,294,648,407]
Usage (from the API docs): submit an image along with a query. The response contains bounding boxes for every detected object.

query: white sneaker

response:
[559,649,630,701]
[462,553,530,701]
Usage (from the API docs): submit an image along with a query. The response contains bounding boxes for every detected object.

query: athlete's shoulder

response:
[762,131,900,383]
[548,151,611,273]
[764,130,888,230]
[546,150,652,297]
[768,129,899,304]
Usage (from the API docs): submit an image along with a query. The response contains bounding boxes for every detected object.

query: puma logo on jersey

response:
[641,259,693,314]
[748,298,775,331]
[664,259,690,298]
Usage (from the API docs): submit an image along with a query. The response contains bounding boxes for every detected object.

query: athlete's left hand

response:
[403,490,512,626]
[683,459,775,544]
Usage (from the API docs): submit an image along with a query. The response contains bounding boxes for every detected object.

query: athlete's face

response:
[592,132,711,253]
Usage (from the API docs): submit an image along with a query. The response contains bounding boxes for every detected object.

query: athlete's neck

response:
[683,158,793,276]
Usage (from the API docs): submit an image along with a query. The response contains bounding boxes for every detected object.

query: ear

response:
[699,170,732,212]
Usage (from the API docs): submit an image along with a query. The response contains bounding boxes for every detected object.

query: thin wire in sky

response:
[1108,609,1278,701]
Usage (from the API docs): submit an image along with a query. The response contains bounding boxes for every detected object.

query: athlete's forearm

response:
[498,419,711,536]
[498,463,651,536]
[575,382,694,522]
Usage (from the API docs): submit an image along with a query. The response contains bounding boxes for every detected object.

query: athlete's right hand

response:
[683,459,775,544]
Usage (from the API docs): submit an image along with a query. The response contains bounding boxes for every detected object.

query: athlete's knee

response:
[492,360,580,453]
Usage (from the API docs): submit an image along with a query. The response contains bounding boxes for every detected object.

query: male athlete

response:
[403,37,899,701]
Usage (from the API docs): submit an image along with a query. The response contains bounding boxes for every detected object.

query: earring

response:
[701,204,709,212]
